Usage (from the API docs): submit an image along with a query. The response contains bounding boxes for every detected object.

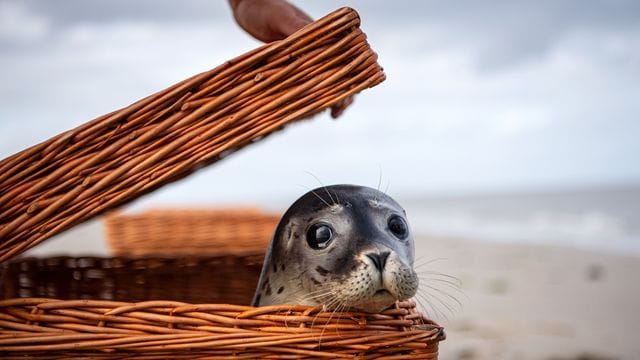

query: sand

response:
[414,236,640,360]
[22,221,640,359]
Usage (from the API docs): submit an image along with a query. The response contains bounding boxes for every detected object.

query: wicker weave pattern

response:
[0,7,385,261]
[105,208,280,257]
[1,256,263,304]
[0,299,443,358]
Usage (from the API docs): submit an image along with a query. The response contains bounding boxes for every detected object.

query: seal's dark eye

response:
[388,215,408,240]
[306,224,333,250]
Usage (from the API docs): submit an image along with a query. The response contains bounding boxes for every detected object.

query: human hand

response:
[229,0,354,118]
[229,0,313,43]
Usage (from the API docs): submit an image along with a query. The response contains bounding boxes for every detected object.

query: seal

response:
[252,184,418,313]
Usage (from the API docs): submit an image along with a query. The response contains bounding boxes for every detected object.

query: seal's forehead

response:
[287,184,403,215]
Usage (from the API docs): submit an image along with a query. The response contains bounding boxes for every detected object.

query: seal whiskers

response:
[303,171,336,206]
[252,184,420,313]
[412,261,465,320]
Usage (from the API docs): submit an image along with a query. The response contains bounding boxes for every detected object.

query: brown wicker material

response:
[0,298,443,358]
[0,255,445,358]
[0,7,385,262]
[0,7,445,358]
[0,256,263,304]
[105,208,280,257]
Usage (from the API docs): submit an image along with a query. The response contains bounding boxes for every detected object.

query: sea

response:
[402,184,640,256]
[24,184,640,258]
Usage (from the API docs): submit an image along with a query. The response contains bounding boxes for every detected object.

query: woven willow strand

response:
[104,208,280,256]
[0,7,385,261]
[0,298,442,358]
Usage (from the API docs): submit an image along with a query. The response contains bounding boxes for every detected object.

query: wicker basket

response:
[0,7,445,358]
[0,255,444,358]
[105,208,280,257]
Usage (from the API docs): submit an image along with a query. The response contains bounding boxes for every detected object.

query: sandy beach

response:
[415,236,640,360]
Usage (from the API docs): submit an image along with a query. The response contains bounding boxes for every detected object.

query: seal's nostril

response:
[380,251,390,268]
[367,251,390,272]
[366,253,381,271]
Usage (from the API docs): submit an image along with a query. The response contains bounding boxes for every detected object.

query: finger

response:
[273,5,313,38]
[330,96,355,119]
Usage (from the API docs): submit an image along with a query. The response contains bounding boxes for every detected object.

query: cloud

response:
[15,0,229,26]
[325,0,640,70]
[0,1,249,157]
[0,0,639,204]
[0,1,51,43]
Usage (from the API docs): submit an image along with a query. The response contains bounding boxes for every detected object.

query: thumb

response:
[273,6,313,38]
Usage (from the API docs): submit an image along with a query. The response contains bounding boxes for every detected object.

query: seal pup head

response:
[252,184,418,313]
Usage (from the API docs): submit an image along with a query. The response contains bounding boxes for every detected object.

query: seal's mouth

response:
[352,289,397,313]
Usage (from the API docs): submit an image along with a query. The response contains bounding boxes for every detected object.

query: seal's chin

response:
[353,288,398,313]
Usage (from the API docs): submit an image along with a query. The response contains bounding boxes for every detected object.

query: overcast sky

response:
[1,0,639,207]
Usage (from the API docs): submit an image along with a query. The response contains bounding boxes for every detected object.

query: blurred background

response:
[1,1,639,359]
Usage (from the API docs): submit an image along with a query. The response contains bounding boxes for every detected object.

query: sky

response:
[1,0,639,207]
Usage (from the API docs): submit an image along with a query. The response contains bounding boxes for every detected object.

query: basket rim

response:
[0,297,445,356]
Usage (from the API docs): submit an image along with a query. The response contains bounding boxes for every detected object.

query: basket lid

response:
[0,7,385,262]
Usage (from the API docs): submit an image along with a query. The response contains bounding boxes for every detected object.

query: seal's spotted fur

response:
[252,184,418,313]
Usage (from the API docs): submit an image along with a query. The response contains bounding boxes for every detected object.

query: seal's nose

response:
[367,251,390,272]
